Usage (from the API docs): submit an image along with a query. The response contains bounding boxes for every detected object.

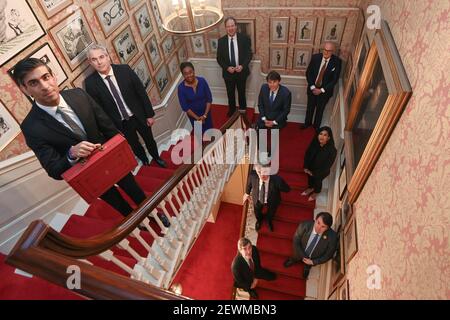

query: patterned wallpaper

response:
[345,0,450,299]
[0,0,187,162]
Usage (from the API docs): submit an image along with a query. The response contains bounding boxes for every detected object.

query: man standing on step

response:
[217,16,252,117]
[284,212,338,279]
[232,237,276,299]
[13,58,146,217]
[85,44,167,168]
[301,41,341,130]
[243,163,290,232]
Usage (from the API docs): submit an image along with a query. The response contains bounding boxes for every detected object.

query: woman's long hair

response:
[316,126,335,147]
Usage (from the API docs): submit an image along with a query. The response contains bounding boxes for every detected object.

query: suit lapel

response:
[95,71,117,106]
[32,102,80,140]
[112,65,127,96]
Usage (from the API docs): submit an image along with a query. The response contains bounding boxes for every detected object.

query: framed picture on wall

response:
[149,0,166,37]
[37,0,73,18]
[49,9,96,70]
[295,17,317,44]
[207,35,219,54]
[342,55,353,94]
[236,19,256,53]
[145,35,162,70]
[167,54,179,80]
[177,43,188,63]
[160,35,175,59]
[149,84,160,105]
[131,54,153,93]
[112,25,138,64]
[0,0,46,67]
[71,65,94,89]
[339,165,347,199]
[0,100,21,152]
[134,3,153,41]
[270,17,289,44]
[322,17,346,46]
[94,0,128,37]
[341,194,353,226]
[293,47,312,70]
[126,0,142,9]
[191,35,206,54]
[344,217,358,265]
[269,47,287,69]
[331,209,346,286]
[155,65,171,97]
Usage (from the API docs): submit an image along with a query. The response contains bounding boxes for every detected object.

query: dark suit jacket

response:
[231,245,264,291]
[216,33,252,80]
[306,53,342,97]
[304,140,337,179]
[257,84,292,128]
[246,171,290,208]
[85,64,155,130]
[20,89,118,180]
[293,220,338,265]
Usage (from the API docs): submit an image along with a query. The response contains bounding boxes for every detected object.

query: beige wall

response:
[346,0,450,299]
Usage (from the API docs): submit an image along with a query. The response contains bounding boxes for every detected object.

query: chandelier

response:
[155,0,224,35]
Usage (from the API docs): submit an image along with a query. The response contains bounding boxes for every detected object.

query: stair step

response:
[134,176,167,195]
[278,170,308,189]
[274,204,314,224]
[253,287,303,300]
[257,273,306,297]
[83,200,124,222]
[281,190,316,208]
[259,251,303,279]
[137,166,176,180]
[257,235,292,257]
[258,219,298,240]
[61,215,121,238]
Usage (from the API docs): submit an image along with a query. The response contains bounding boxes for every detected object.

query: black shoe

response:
[154,158,167,168]
[299,124,309,129]
[255,221,262,231]
[248,289,258,299]
[284,258,295,268]
[141,158,150,166]
[303,268,310,279]
[268,220,274,232]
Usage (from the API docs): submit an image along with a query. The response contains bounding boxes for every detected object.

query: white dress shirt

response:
[228,35,239,66]
[305,228,322,256]
[100,68,133,119]
[258,176,270,204]
[310,57,329,93]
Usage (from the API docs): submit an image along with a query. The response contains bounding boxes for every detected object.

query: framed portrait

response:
[322,17,346,46]
[341,194,353,226]
[134,3,153,41]
[342,55,353,94]
[0,0,46,67]
[49,9,96,70]
[269,47,287,69]
[173,35,184,48]
[339,165,347,200]
[344,217,358,264]
[295,17,317,44]
[112,25,138,64]
[149,0,166,37]
[160,35,175,59]
[236,19,256,53]
[131,54,153,93]
[71,65,94,90]
[270,17,289,44]
[37,0,73,18]
[145,35,162,70]
[155,65,171,97]
[331,210,346,286]
[191,35,206,55]
[149,84,160,106]
[207,35,219,54]
[94,0,128,37]
[126,0,141,9]
[292,47,312,70]
[177,43,188,63]
[8,43,68,87]
[167,54,179,80]
[338,280,349,300]
[0,100,21,152]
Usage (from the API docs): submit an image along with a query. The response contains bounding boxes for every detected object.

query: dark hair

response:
[180,61,195,73]
[12,58,53,86]
[237,237,252,250]
[317,126,335,146]
[316,212,333,228]
[266,70,281,82]
[224,16,237,26]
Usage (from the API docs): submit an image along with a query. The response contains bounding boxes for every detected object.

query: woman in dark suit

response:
[302,126,337,201]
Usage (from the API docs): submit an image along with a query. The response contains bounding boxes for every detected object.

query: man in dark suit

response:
[231,237,276,299]
[216,17,252,116]
[302,41,342,130]
[284,212,338,279]
[13,58,146,217]
[85,44,166,168]
[243,164,290,232]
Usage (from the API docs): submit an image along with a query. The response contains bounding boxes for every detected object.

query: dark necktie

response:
[305,233,320,257]
[315,59,328,88]
[105,75,130,121]
[248,258,255,272]
[259,181,266,204]
[230,37,236,67]
[56,106,86,140]
[270,91,275,105]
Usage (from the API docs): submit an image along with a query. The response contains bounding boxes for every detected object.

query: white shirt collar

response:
[270,87,280,96]
[228,34,237,41]
[99,67,114,80]
[35,95,68,117]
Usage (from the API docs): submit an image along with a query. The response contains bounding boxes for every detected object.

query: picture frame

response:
[191,34,206,55]
[338,280,350,300]
[292,47,312,70]
[131,54,153,93]
[207,35,219,54]
[322,17,346,46]
[145,35,162,71]
[270,17,289,44]
[94,0,128,38]
[269,47,287,69]
[71,65,94,90]
[331,209,346,286]
[8,43,68,87]
[125,0,142,9]
[341,193,353,226]
[342,55,353,94]
[0,99,21,152]
[160,35,175,59]
[49,9,96,71]
[154,65,171,97]
[295,17,317,44]
[236,19,256,53]
[167,54,179,80]
[354,32,370,83]
[112,25,138,64]
[177,43,188,63]
[149,0,166,37]
[344,216,358,265]
[339,165,347,200]
[37,0,73,18]
[133,3,153,41]
[0,0,46,67]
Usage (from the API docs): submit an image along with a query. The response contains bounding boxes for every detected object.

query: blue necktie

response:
[230,37,236,67]
[305,233,320,257]
[270,91,275,105]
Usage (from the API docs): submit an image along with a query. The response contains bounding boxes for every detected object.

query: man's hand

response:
[312,88,322,95]
[264,120,274,128]
[250,279,258,289]
[227,66,236,74]
[304,168,313,176]
[235,65,243,72]
[70,141,101,158]
[243,193,250,204]
[302,258,314,265]
[146,117,155,126]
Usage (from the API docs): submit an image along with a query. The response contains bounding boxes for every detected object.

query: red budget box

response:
[62,134,137,203]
